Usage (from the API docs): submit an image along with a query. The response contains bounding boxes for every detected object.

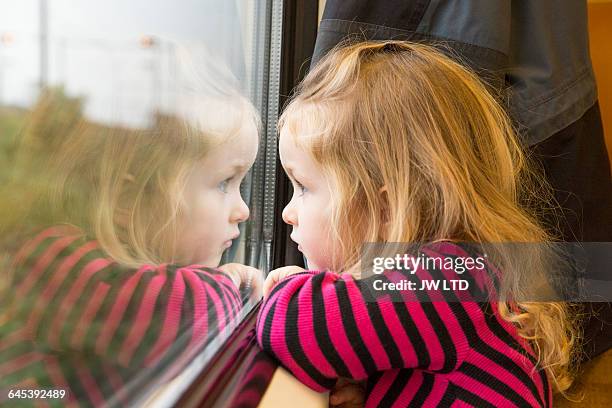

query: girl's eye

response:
[218,177,232,193]
[295,180,307,196]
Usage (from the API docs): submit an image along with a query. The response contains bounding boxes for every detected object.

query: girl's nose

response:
[231,196,250,223]
[282,200,297,226]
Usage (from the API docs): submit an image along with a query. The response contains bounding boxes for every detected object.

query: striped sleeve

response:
[255,248,491,392]
[9,228,244,369]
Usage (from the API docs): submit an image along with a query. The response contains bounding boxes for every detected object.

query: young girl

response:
[0,85,262,406]
[257,41,578,407]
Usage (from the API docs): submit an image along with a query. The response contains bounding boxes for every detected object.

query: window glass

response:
[0,1,278,406]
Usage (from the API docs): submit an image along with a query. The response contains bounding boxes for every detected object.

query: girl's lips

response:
[224,234,240,249]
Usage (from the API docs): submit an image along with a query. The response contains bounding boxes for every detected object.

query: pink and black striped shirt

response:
[0,226,243,407]
[256,242,552,407]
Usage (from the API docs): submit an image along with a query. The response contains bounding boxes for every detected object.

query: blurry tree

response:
[0,87,85,250]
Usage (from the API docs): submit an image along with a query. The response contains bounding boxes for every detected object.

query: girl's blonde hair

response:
[1,87,258,268]
[278,41,578,394]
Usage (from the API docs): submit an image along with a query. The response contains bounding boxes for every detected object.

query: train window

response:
[0,0,282,406]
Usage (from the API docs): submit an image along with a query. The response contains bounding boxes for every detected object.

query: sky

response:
[0,0,258,127]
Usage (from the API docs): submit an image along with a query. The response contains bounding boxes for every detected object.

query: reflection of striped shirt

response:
[256,242,552,407]
[0,226,243,407]
[228,347,278,407]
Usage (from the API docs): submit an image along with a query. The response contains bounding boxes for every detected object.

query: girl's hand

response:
[329,377,366,408]
[263,265,307,298]
[218,263,263,299]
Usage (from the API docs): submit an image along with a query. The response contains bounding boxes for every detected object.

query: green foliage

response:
[0,106,27,185]
[0,86,86,248]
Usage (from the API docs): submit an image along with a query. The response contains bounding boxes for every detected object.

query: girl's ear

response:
[378,185,391,240]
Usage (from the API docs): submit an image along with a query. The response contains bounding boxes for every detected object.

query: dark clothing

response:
[312,0,597,147]
[312,0,612,361]
[531,102,612,244]
[531,102,612,360]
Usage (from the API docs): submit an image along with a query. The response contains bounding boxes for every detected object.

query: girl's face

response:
[177,121,258,266]
[279,132,337,271]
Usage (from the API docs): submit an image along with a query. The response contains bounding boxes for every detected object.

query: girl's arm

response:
[9,230,250,368]
[91,263,246,368]
[256,250,485,392]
